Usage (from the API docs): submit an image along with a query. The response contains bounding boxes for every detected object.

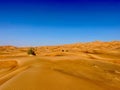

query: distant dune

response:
[0,41,120,90]
[0,41,120,53]
[0,41,120,60]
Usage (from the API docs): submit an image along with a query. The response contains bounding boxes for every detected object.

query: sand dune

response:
[0,57,120,90]
[0,41,120,90]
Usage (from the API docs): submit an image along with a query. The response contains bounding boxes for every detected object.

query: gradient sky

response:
[0,0,120,46]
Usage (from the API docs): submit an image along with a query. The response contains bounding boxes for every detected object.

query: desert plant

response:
[62,50,64,52]
[27,48,36,56]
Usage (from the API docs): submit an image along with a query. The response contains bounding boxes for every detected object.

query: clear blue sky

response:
[0,0,120,46]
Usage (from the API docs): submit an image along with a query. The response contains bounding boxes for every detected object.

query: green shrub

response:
[27,48,36,56]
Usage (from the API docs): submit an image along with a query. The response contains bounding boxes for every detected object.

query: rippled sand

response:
[0,41,120,90]
[0,55,120,90]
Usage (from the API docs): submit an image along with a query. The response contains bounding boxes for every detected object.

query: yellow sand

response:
[0,41,120,90]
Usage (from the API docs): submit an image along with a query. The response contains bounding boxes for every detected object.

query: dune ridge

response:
[0,41,120,90]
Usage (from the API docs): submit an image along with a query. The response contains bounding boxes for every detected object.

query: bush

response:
[27,48,36,56]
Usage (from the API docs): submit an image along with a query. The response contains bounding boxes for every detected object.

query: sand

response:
[0,41,120,90]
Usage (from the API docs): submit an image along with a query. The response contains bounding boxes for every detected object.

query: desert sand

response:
[0,41,120,90]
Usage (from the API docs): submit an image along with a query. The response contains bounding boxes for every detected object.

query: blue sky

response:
[0,0,120,46]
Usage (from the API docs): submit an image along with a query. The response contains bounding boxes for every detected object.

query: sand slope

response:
[0,41,120,90]
[0,56,120,90]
